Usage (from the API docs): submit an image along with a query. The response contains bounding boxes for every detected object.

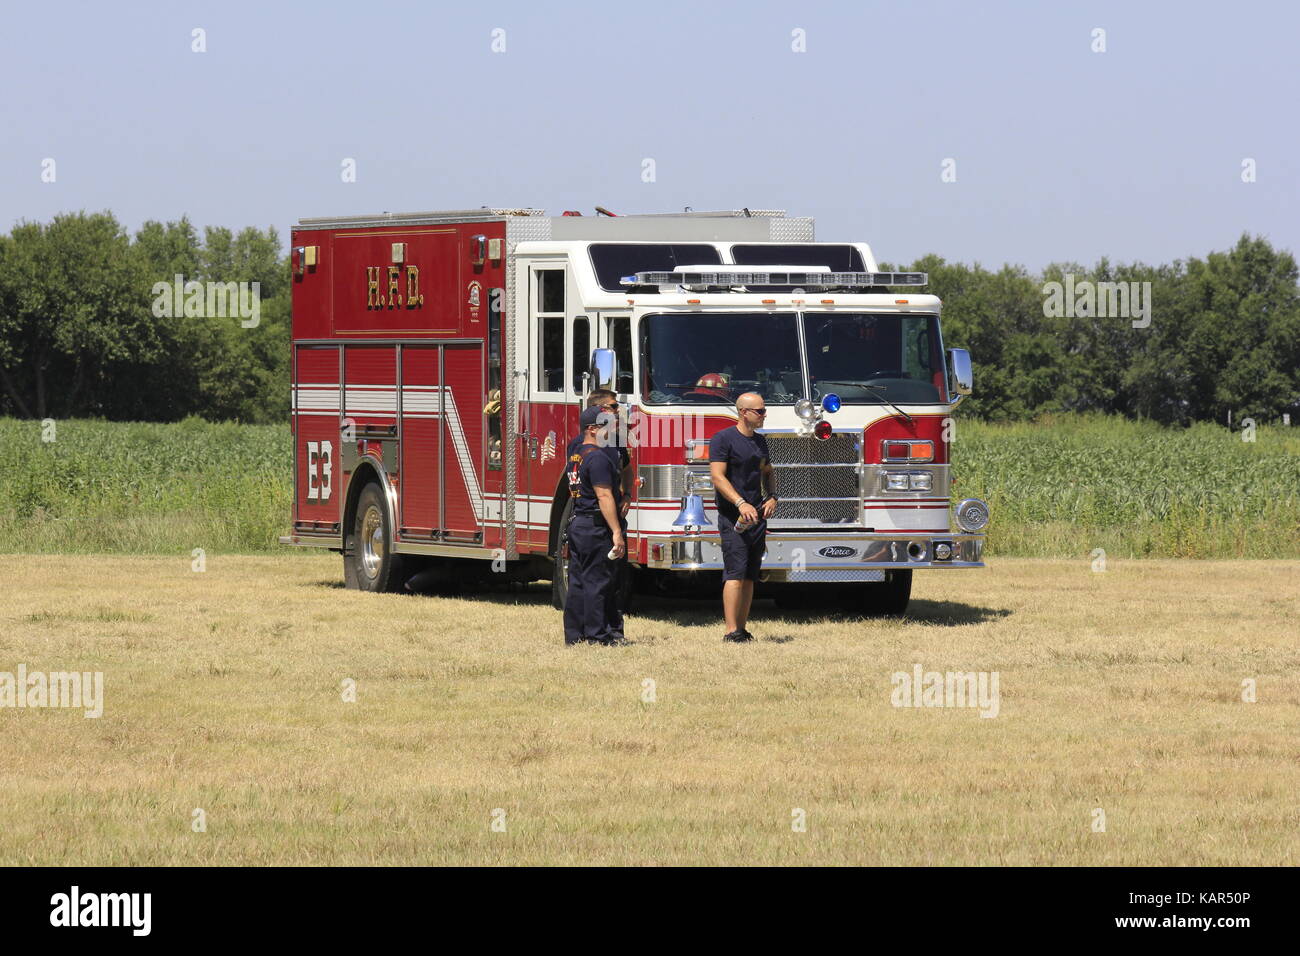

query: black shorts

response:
[718,514,766,581]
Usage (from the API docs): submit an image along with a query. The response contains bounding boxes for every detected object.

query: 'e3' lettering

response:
[306,440,334,501]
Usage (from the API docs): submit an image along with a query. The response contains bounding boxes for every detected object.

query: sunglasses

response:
[601,402,619,411]
[743,407,768,416]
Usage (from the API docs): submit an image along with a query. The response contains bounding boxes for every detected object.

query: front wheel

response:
[866,569,912,616]
[550,497,574,610]
[344,481,407,593]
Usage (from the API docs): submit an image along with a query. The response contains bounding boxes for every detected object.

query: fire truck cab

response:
[280,207,989,613]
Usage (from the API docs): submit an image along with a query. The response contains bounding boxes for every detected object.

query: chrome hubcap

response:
[361,506,384,577]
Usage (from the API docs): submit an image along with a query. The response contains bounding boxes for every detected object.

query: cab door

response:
[594,311,637,545]
[518,263,568,548]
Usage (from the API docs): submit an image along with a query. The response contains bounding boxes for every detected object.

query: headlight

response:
[884,472,910,492]
[794,399,817,421]
[882,470,932,492]
[955,498,990,533]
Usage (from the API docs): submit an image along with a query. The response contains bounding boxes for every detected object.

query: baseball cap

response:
[580,405,606,428]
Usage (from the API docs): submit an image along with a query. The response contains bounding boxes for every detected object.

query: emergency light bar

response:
[620,269,928,290]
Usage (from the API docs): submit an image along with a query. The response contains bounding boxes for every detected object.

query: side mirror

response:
[948,348,973,398]
[589,348,618,392]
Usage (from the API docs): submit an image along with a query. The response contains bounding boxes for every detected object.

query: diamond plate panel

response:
[769,216,815,242]
[785,568,885,583]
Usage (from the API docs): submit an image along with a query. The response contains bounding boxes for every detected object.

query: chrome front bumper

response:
[644,531,984,574]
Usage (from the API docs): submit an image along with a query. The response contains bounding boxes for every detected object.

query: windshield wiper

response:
[816,381,914,425]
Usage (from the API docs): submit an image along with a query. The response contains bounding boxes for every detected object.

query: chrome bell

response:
[672,493,712,532]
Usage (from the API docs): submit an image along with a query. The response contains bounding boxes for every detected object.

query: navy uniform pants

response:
[563,514,623,644]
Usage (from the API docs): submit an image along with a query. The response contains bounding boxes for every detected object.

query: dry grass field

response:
[1,554,1297,866]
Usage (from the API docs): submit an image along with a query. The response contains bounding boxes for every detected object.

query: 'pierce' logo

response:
[817,546,857,558]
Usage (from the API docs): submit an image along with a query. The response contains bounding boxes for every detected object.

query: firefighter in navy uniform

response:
[563,405,627,645]
[567,389,632,617]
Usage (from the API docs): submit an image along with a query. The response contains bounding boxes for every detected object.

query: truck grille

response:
[763,432,861,525]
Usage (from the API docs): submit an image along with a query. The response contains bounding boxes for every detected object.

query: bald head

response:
[735,392,767,432]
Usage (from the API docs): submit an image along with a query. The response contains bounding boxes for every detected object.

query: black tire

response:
[550,496,574,611]
[774,584,818,611]
[774,571,912,616]
[865,569,912,616]
[344,481,407,593]
[616,560,635,614]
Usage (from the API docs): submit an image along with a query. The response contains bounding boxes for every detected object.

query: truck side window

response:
[540,268,565,314]
[535,269,565,393]
[571,316,590,394]
[540,317,564,392]
[609,316,633,394]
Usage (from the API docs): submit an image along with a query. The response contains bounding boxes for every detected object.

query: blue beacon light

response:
[821,393,842,414]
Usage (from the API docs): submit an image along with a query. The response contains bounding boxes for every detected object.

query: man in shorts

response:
[708,392,779,642]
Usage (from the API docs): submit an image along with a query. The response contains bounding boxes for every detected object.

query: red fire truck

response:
[280,207,989,613]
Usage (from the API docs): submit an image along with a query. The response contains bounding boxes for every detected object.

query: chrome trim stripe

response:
[392,541,504,559]
[279,534,343,549]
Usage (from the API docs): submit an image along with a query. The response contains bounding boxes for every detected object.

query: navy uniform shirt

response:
[566,434,629,475]
[709,426,770,522]
[573,442,623,517]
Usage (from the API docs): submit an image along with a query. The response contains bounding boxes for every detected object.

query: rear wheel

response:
[344,481,407,593]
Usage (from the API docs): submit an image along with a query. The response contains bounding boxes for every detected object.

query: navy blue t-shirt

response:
[709,426,770,522]
[572,443,622,516]
[566,434,628,475]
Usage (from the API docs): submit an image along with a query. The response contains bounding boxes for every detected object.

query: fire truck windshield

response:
[805,312,947,405]
[640,312,801,405]
[639,311,948,406]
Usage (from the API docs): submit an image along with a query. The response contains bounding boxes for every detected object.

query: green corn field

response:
[0,417,291,555]
[0,415,1296,557]
[953,414,1300,558]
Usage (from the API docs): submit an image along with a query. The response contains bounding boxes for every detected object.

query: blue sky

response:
[2,0,1295,270]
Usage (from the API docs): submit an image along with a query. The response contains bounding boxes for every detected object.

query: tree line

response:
[0,211,288,423]
[0,211,1296,426]
[897,236,1300,425]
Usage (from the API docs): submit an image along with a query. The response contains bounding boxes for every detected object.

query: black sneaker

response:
[723,630,752,642]
[741,629,756,641]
